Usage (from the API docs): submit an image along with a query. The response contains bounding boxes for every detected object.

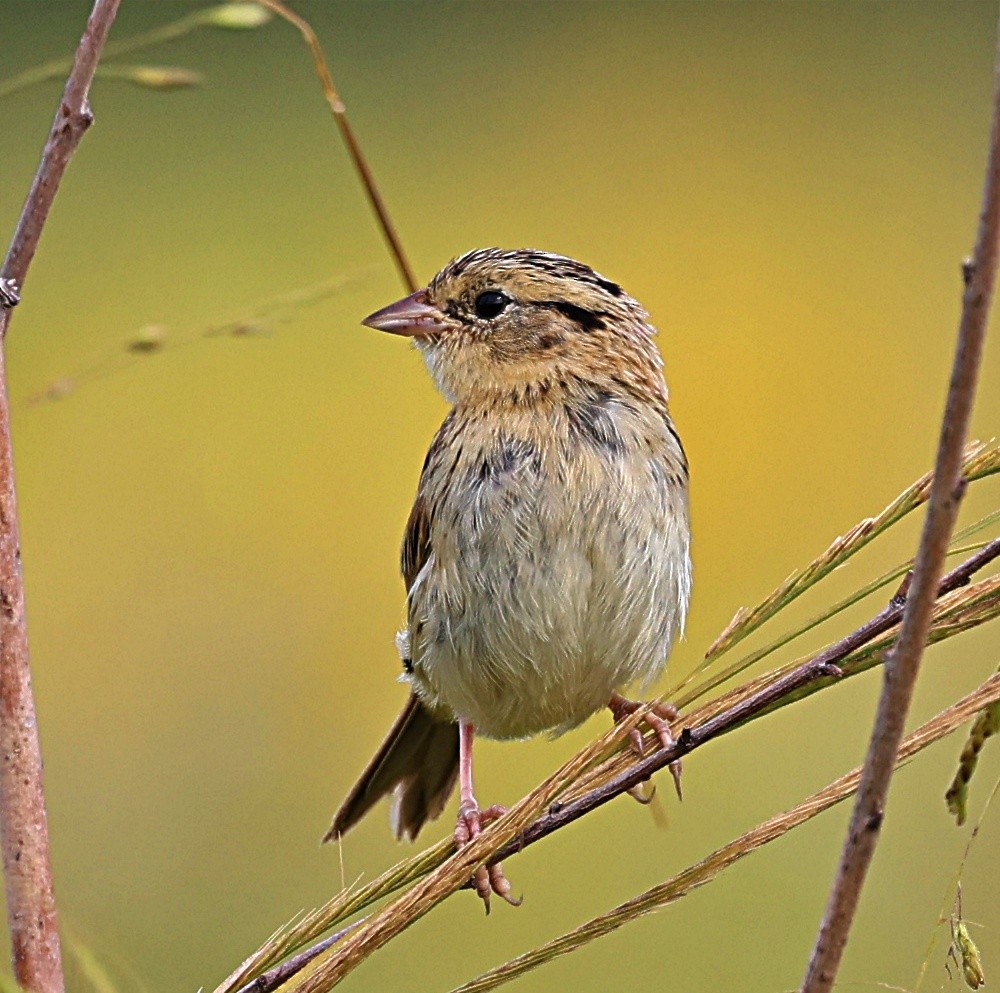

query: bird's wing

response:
[401,491,432,592]
[402,409,456,593]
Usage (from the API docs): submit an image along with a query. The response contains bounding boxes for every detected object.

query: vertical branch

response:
[799,14,1000,993]
[0,2,122,991]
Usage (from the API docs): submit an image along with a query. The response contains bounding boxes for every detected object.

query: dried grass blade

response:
[281,711,647,992]
[699,442,1000,666]
[448,674,1000,993]
[212,842,452,993]
[675,507,1000,710]
[735,574,1000,726]
[217,709,648,993]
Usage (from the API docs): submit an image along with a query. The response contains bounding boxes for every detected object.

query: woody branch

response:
[0,2,122,991]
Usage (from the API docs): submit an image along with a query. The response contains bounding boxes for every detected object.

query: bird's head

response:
[362,248,667,407]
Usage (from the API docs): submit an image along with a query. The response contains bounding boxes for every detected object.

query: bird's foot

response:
[608,692,683,800]
[455,801,521,914]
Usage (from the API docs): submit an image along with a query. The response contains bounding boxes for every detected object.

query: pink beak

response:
[362,289,449,337]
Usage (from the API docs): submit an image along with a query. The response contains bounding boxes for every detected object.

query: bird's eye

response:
[473,290,510,320]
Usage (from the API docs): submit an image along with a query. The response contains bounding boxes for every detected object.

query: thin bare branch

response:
[0,3,122,990]
[799,14,1000,993]
[1,5,119,301]
[448,673,1000,993]
[228,537,1000,993]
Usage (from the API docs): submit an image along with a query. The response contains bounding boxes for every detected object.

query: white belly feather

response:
[403,402,691,740]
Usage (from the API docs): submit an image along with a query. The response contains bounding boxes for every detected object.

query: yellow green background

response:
[2,1,1000,990]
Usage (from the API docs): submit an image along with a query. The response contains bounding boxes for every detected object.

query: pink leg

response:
[453,720,520,913]
[458,720,477,813]
[608,692,683,800]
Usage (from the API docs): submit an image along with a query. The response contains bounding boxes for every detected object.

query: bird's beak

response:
[362,289,449,337]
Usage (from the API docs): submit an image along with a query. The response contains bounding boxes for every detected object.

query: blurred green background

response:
[2,1,1000,990]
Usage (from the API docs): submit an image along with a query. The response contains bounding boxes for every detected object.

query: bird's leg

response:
[454,720,520,913]
[608,691,683,800]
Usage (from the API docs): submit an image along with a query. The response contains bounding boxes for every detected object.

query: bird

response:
[325,248,691,909]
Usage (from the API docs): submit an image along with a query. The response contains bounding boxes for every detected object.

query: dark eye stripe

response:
[537,300,606,332]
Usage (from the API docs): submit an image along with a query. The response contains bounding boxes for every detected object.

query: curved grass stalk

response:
[214,841,453,993]
[448,674,1000,993]
[212,711,647,993]
[0,4,270,100]
[674,506,1000,711]
[691,442,1000,674]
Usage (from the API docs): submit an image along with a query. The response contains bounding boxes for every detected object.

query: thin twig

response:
[238,922,363,993]
[1,5,119,303]
[799,15,1000,993]
[256,0,419,292]
[482,538,1000,871]
[448,673,1000,993]
[0,2,122,990]
[236,538,1000,992]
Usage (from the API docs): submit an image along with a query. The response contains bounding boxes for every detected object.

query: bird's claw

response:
[625,781,656,804]
[609,693,683,800]
[455,801,521,913]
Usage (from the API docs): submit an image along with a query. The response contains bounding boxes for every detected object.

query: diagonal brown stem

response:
[236,538,1000,993]
[482,538,1000,870]
[0,2,122,990]
[449,672,1000,993]
[237,922,363,993]
[255,0,418,293]
[798,12,1000,993]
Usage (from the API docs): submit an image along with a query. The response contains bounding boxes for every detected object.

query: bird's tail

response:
[323,693,460,843]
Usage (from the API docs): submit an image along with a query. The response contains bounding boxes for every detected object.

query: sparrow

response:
[325,248,692,909]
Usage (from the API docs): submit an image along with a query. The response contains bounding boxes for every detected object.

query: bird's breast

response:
[405,397,691,740]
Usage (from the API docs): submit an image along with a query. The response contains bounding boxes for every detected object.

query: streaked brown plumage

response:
[326,248,691,908]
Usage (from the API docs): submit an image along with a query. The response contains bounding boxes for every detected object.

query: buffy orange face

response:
[362,248,670,408]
